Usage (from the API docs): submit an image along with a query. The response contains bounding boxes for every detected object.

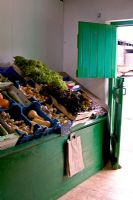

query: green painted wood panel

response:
[111,20,133,26]
[77,22,117,78]
[97,24,106,77]
[109,78,124,169]
[0,118,109,200]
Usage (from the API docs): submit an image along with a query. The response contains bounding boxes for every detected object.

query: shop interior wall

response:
[63,0,133,102]
[0,0,64,72]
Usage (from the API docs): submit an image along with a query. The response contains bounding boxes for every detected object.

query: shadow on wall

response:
[76,77,109,103]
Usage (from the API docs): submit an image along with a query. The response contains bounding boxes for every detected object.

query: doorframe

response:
[109,18,133,104]
[108,19,133,168]
[109,19,133,103]
[111,20,133,26]
[109,18,133,106]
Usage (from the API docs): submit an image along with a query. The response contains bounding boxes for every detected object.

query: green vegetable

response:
[0,74,8,82]
[14,56,28,70]
[0,124,8,136]
[13,56,68,90]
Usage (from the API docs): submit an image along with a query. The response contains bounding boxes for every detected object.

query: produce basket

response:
[0,103,52,146]
[0,66,25,86]
[0,68,48,105]
[17,82,47,104]
[0,103,33,134]
[0,66,36,89]
[0,67,30,106]
[15,83,71,126]
[22,101,61,130]
[0,103,30,150]
[16,101,61,145]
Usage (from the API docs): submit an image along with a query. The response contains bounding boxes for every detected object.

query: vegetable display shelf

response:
[0,116,109,200]
[0,66,109,200]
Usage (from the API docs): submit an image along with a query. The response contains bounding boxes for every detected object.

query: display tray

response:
[0,103,34,133]
[0,66,25,85]
[22,100,61,134]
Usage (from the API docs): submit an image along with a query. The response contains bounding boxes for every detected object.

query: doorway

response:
[116,26,133,168]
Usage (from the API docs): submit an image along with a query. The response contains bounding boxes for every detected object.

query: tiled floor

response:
[58,144,133,200]
[59,78,133,200]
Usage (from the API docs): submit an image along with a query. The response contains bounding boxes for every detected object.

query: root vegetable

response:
[32,117,51,127]
[28,109,51,127]
[28,110,42,119]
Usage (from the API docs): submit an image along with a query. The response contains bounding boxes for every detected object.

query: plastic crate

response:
[0,66,25,85]
[16,101,61,145]
[0,103,32,133]
[22,101,61,128]
[22,101,61,134]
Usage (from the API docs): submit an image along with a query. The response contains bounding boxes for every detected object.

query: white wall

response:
[0,0,64,71]
[125,53,133,68]
[63,0,133,101]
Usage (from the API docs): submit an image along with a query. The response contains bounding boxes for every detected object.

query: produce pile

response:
[0,74,8,82]
[19,84,70,124]
[19,85,47,102]
[0,112,33,135]
[27,110,51,128]
[13,56,93,116]
[14,56,67,90]
[41,104,69,125]
[40,85,92,116]
[0,92,10,109]
[0,124,9,136]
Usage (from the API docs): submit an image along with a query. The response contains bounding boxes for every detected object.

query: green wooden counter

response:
[0,116,109,200]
